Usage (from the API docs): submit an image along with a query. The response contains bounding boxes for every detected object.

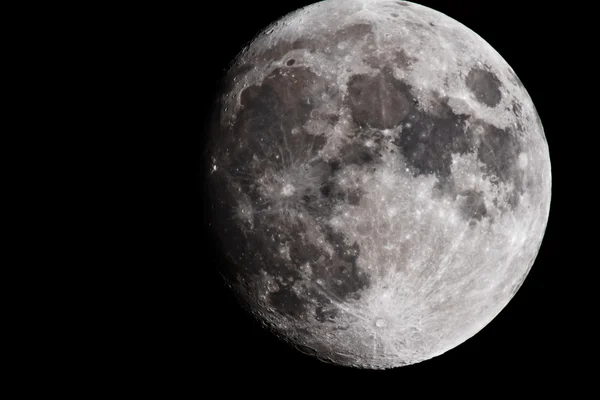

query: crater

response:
[466,67,503,107]
[315,305,338,323]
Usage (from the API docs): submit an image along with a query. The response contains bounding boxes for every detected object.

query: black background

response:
[137,0,585,393]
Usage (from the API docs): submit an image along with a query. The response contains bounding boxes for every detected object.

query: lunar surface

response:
[205,0,551,369]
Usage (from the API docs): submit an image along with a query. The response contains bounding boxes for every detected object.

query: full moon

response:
[205,0,551,369]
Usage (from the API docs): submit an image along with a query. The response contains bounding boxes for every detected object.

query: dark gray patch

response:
[466,67,503,107]
[268,286,307,317]
[317,177,365,206]
[347,189,362,205]
[346,68,412,129]
[287,231,322,267]
[313,141,377,208]
[286,59,296,66]
[390,13,399,17]
[475,122,522,187]
[286,225,370,304]
[294,160,341,218]
[429,22,435,27]
[289,38,319,55]
[459,190,488,221]
[511,100,522,116]
[393,49,417,68]
[318,180,336,200]
[392,91,473,179]
[396,1,410,5]
[233,66,332,171]
[339,141,378,165]
[316,226,369,300]
[470,120,524,209]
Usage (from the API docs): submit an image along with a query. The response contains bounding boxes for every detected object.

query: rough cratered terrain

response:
[205,0,551,369]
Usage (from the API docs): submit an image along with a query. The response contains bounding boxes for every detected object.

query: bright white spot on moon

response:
[518,152,528,168]
[281,183,295,196]
[375,319,386,328]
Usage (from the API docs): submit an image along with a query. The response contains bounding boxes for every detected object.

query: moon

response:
[205,0,551,369]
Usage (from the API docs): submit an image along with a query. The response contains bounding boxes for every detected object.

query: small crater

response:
[286,59,296,66]
[390,13,399,17]
[396,1,410,6]
[429,22,435,27]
